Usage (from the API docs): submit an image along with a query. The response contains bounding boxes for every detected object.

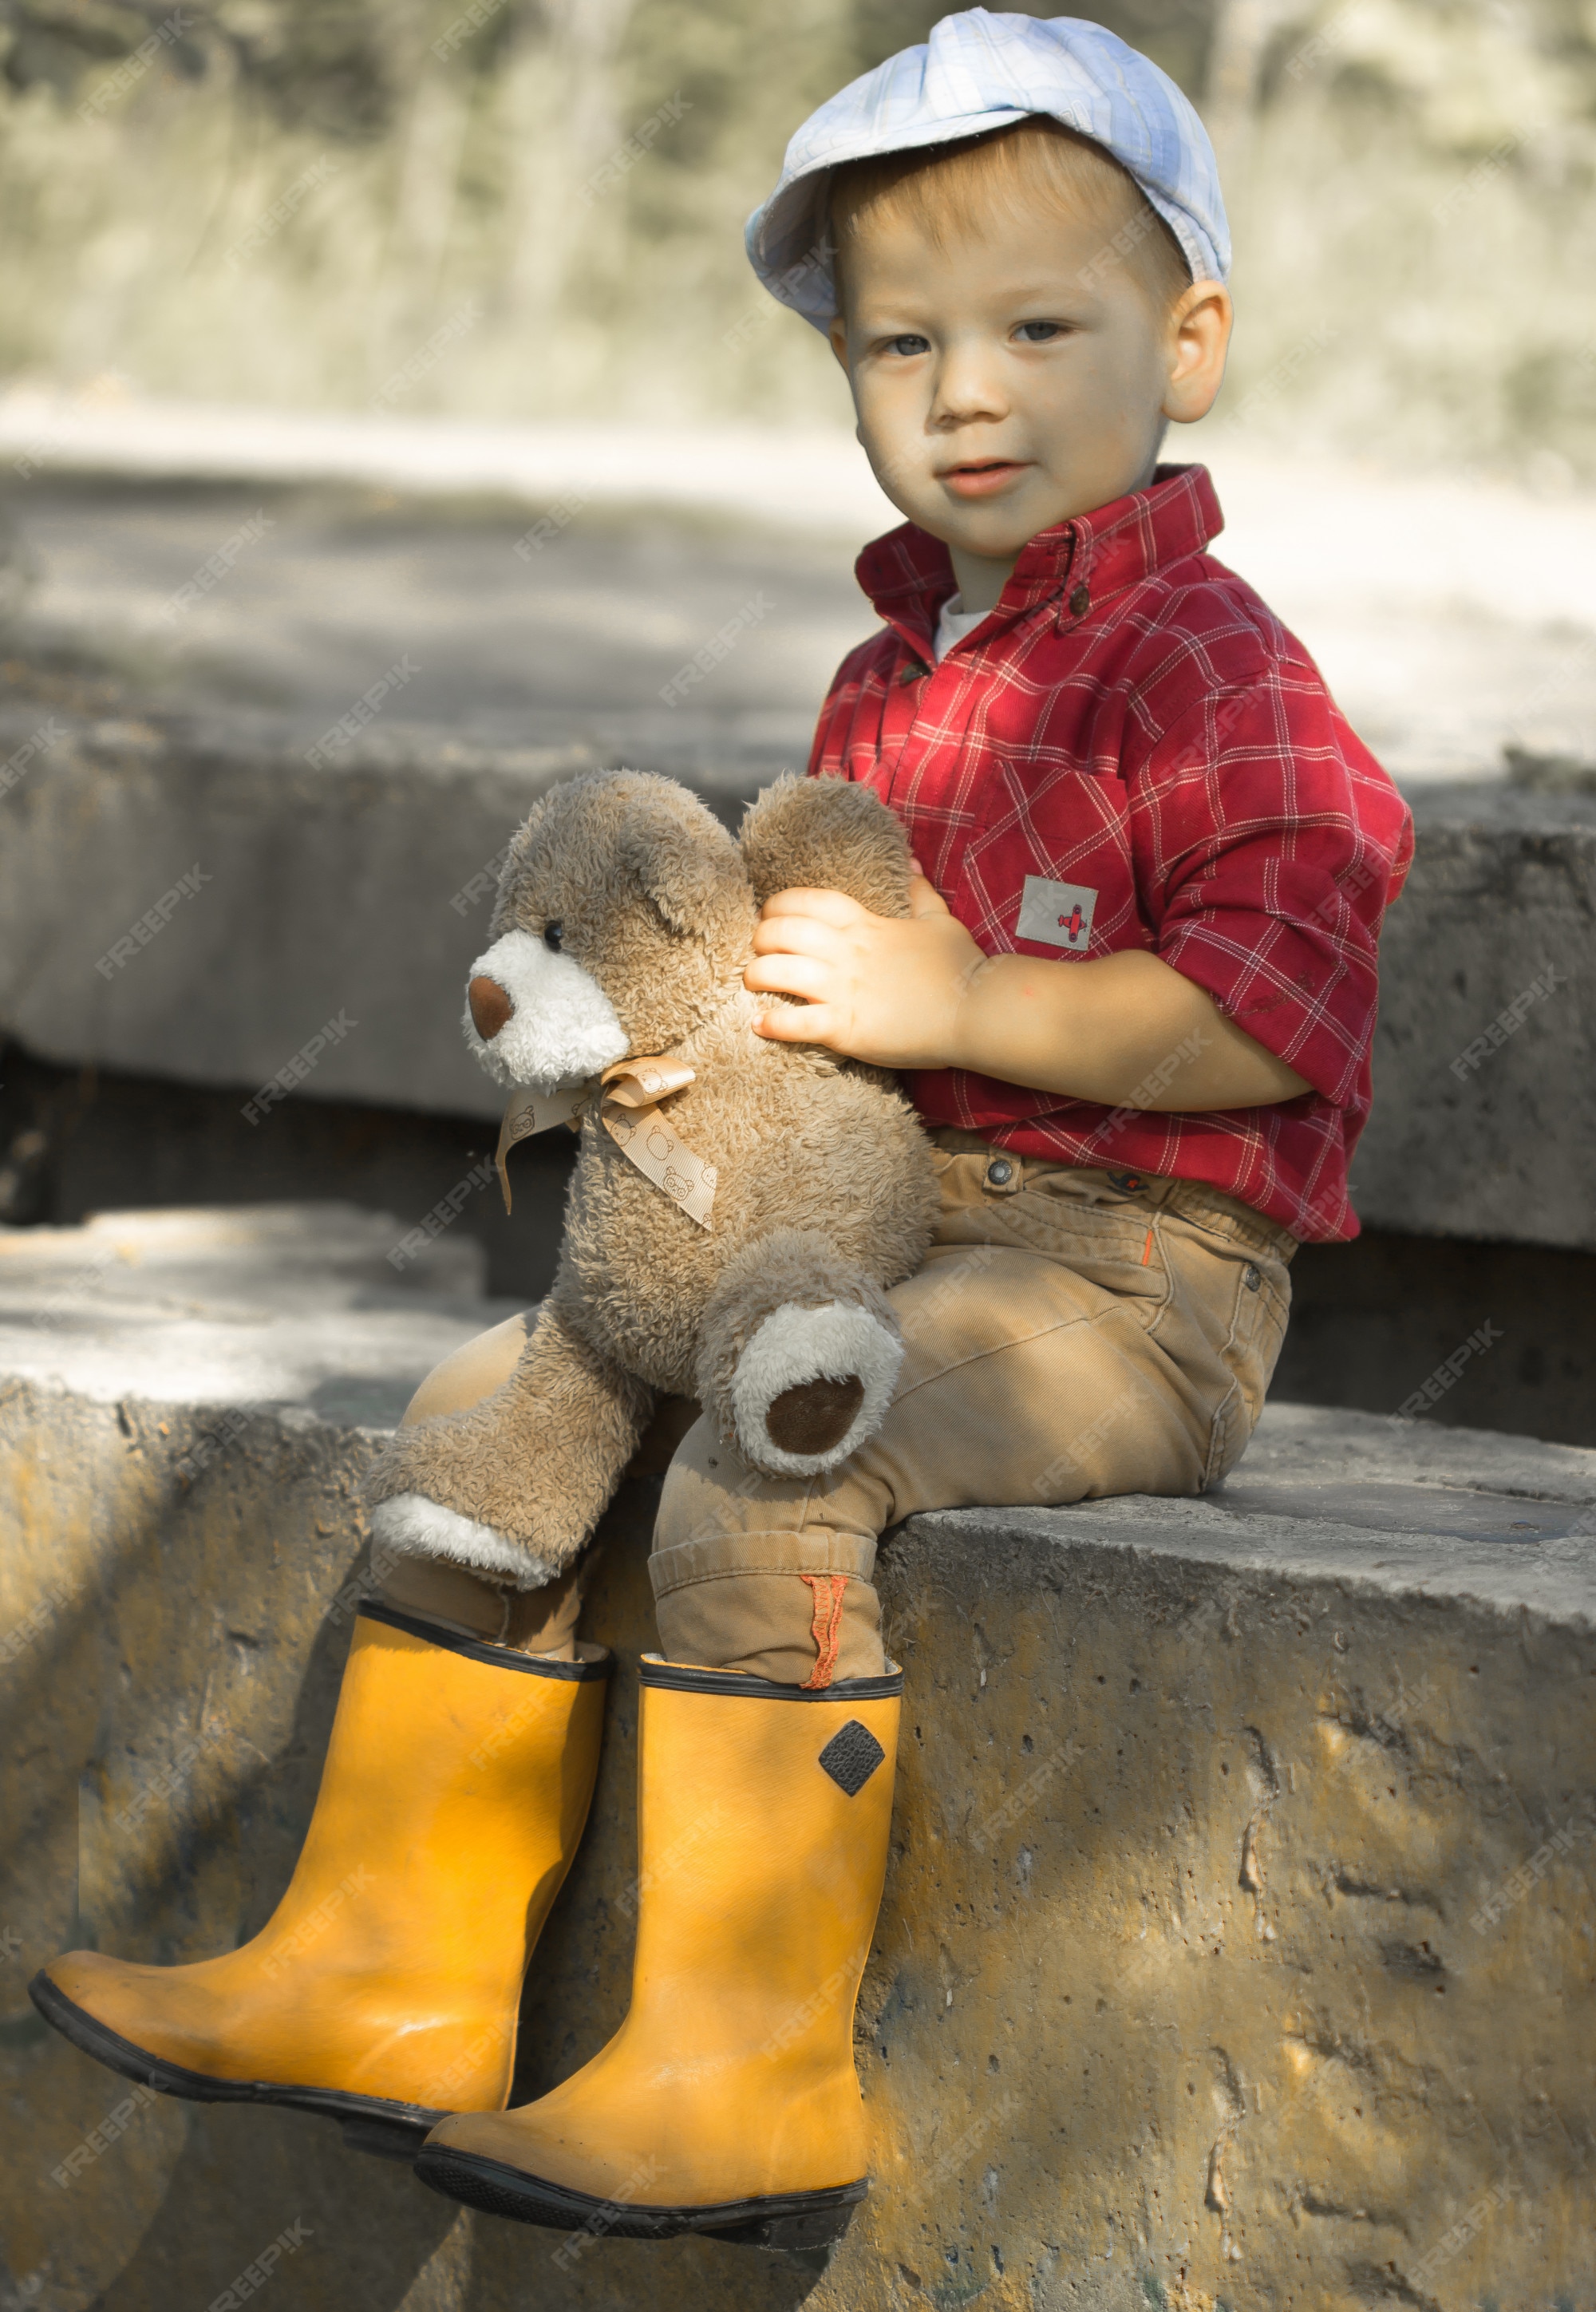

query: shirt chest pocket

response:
[951,769,1146,959]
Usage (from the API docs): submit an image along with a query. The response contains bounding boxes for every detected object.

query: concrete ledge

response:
[2,712,1594,1249]
[875,1479,1596,2311]
[1353,781,1596,1251]
[0,1200,521,1424]
[0,704,807,1128]
[2,1207,1594,2307]
[0,705,772,1128]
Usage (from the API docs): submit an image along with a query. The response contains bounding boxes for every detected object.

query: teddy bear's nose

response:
[468,975,514,1041]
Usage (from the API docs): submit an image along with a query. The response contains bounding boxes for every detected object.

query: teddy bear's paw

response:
[729,1302,903,1477]
[369,1493,559,1590]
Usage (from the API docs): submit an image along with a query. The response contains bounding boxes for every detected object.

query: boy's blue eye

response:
[886,334,930,357]
[1017,321,1062,342]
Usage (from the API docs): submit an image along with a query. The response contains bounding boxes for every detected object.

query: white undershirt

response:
[933,591,991,662]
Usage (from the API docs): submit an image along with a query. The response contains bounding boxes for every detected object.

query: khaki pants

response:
[381,1134,1294,1680]
[650,1132,1295,1682]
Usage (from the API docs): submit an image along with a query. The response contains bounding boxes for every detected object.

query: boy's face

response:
[827,188,1231,571]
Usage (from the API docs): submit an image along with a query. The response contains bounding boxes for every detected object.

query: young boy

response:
[33,10,1412,2252]
[412,8,1412,2235]
[646,8,1414,1686]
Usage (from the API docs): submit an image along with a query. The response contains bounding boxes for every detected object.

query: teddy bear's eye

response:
[543,922,563,952]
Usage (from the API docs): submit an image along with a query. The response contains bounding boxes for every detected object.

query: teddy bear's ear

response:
[739,775,913,918]
[486,796,551,936]
[616,783,752,939]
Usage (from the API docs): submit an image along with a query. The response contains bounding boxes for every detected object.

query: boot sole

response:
[413,2142,867,2248]
[28,1971,444,2163]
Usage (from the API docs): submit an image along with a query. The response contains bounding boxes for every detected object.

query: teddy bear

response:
[364,768,939,1588]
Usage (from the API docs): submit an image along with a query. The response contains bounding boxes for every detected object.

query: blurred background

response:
[0,0,1593,465]
[0,0,1593,1444]
[0,0,1593,776]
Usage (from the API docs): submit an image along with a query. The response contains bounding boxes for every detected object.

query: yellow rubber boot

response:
[30,1602,609,2160]
[414,1654,901,2247]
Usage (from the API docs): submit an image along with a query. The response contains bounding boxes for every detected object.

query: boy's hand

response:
[746,869,1313,1112]
[746,870,985,1069]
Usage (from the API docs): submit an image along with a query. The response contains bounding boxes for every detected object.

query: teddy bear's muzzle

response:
[462,930,630,1093]
[468,974,514,1041]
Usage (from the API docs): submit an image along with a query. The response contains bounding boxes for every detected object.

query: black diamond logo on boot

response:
[818,1720,885,1797]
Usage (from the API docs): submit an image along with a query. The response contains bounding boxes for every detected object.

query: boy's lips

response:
[939,458,1029,500]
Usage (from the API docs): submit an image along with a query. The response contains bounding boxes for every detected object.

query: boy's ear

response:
[1162,279,1233,426]
[828,315,850,372]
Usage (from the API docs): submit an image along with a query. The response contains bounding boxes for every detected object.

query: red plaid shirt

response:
[808,464,1413,1242]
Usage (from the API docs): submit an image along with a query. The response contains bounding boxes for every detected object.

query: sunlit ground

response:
[1,390,1593,788]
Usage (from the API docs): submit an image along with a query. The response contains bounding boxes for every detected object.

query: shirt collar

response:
[854,462,1225,659]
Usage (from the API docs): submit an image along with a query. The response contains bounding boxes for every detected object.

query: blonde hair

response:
[827,115,1191,318]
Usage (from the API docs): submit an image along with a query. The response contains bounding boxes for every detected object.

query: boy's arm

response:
[745,877,1309,1109]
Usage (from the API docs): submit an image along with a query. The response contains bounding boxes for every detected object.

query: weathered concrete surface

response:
[1351,780,1596,1251]
[4,428,1596,784]
[3,706,1594,1251]
[0,1201,523,1424]
[1270,1223,1596,1452]
[0,704,766,1128]
[3,1207,1595,2309]
[0,476,855,762]
[0,702,796,1127]
[870,1486,1596,2312]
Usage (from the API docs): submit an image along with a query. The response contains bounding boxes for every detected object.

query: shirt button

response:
[986,1157,1014,1188]
[1069,584,1091,617]
[899,660,926,684]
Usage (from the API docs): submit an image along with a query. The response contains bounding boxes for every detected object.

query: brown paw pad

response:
[765,1373,865,1456]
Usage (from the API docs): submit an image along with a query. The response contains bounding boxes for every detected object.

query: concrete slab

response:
[2,1206,1594,2307]
[0,701,792,1126]
[1351,781,1596,1250]
[0,477,852,768]
[0,1203,525,1426]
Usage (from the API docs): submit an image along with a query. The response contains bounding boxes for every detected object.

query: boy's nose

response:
[468,975,513,1040]
[930,351,1008,426]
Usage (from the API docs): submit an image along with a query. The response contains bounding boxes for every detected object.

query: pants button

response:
[1244,1264,1261,1291]
[986,1158,1014,1188]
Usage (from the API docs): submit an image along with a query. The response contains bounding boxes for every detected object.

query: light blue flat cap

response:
[745,7,1229,332]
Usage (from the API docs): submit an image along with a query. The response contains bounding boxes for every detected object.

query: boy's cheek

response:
[853,401,930,498]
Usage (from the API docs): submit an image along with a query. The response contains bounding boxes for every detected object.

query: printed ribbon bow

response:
[495,1057,719,1229]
